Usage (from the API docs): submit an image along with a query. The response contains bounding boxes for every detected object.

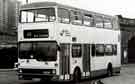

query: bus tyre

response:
[73,68,81,82]
[107,65,113,77]
[41,77,51,82]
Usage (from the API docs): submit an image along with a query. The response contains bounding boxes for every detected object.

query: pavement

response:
[101,64,135,84]
[0,68,17,72]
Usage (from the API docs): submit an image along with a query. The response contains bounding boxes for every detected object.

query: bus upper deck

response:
[20,2,119,30]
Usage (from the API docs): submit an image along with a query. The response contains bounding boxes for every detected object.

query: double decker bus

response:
[17,2,121,81]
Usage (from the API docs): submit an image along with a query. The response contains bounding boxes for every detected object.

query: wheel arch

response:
[107,62,113,69]
[72,66,82,81]
[73,66,81,73]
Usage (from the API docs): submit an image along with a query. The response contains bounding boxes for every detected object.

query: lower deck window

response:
[105,45,113,55]
[95,44,104,56]
[72,44,82,57]
[92,44,117,56]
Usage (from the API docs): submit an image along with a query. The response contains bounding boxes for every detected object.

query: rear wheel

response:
[73,68,81,82]
[107,65,113,77]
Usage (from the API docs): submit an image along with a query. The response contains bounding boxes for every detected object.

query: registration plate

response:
[32,78,41,81]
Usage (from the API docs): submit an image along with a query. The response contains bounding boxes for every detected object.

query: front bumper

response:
[18,73,58,80]
[17,69,58,80]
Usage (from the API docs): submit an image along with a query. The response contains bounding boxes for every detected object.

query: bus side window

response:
[113,45,117,55]
[103,18,113,29]
[71,11,83,25]
[72,44,82,57]
[83,14,94,27]
[95,44,104,56]
[92,44,95,56]
[95,16,104,28]
[104,44,113,56]
[58,8,70,24]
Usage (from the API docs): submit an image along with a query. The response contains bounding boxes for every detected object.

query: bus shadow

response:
[20,79,102,84]
[20,80,75,84]
[20,74,120,84]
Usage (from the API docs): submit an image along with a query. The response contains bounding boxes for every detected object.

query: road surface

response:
[0,64,135,84]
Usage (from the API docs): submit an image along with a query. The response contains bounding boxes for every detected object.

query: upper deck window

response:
[95,16,104,28]
[83,14,94,27]
[20,8,56,23]
[71,11,83,25]
[58,8,70,24]
[103,18,113,29]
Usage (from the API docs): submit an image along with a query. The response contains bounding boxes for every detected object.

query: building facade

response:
[0,0,18,68]
[0,0,18,47]
[118,15,135,64]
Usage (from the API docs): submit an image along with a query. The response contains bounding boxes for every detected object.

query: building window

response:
[71,11,82,25]
[72,44,82,57]
[58,8,70,24]
[105,44,113,55]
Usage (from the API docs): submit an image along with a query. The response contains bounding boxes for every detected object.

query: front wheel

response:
[41,77,51,82]
[73,68,81,82]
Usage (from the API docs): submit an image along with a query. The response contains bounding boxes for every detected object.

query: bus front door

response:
[59,44,70,79]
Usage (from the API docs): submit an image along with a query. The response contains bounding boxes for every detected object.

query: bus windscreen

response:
[19,42,57,61]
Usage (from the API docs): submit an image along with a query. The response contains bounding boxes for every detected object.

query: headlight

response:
[52,69,56,74]
[19,69,22,73]
[14,63,20,68]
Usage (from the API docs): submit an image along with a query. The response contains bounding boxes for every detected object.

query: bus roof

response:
[21,2,57,10]
[21,2,113,18]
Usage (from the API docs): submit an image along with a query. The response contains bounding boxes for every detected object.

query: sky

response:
[18,0,135,18]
